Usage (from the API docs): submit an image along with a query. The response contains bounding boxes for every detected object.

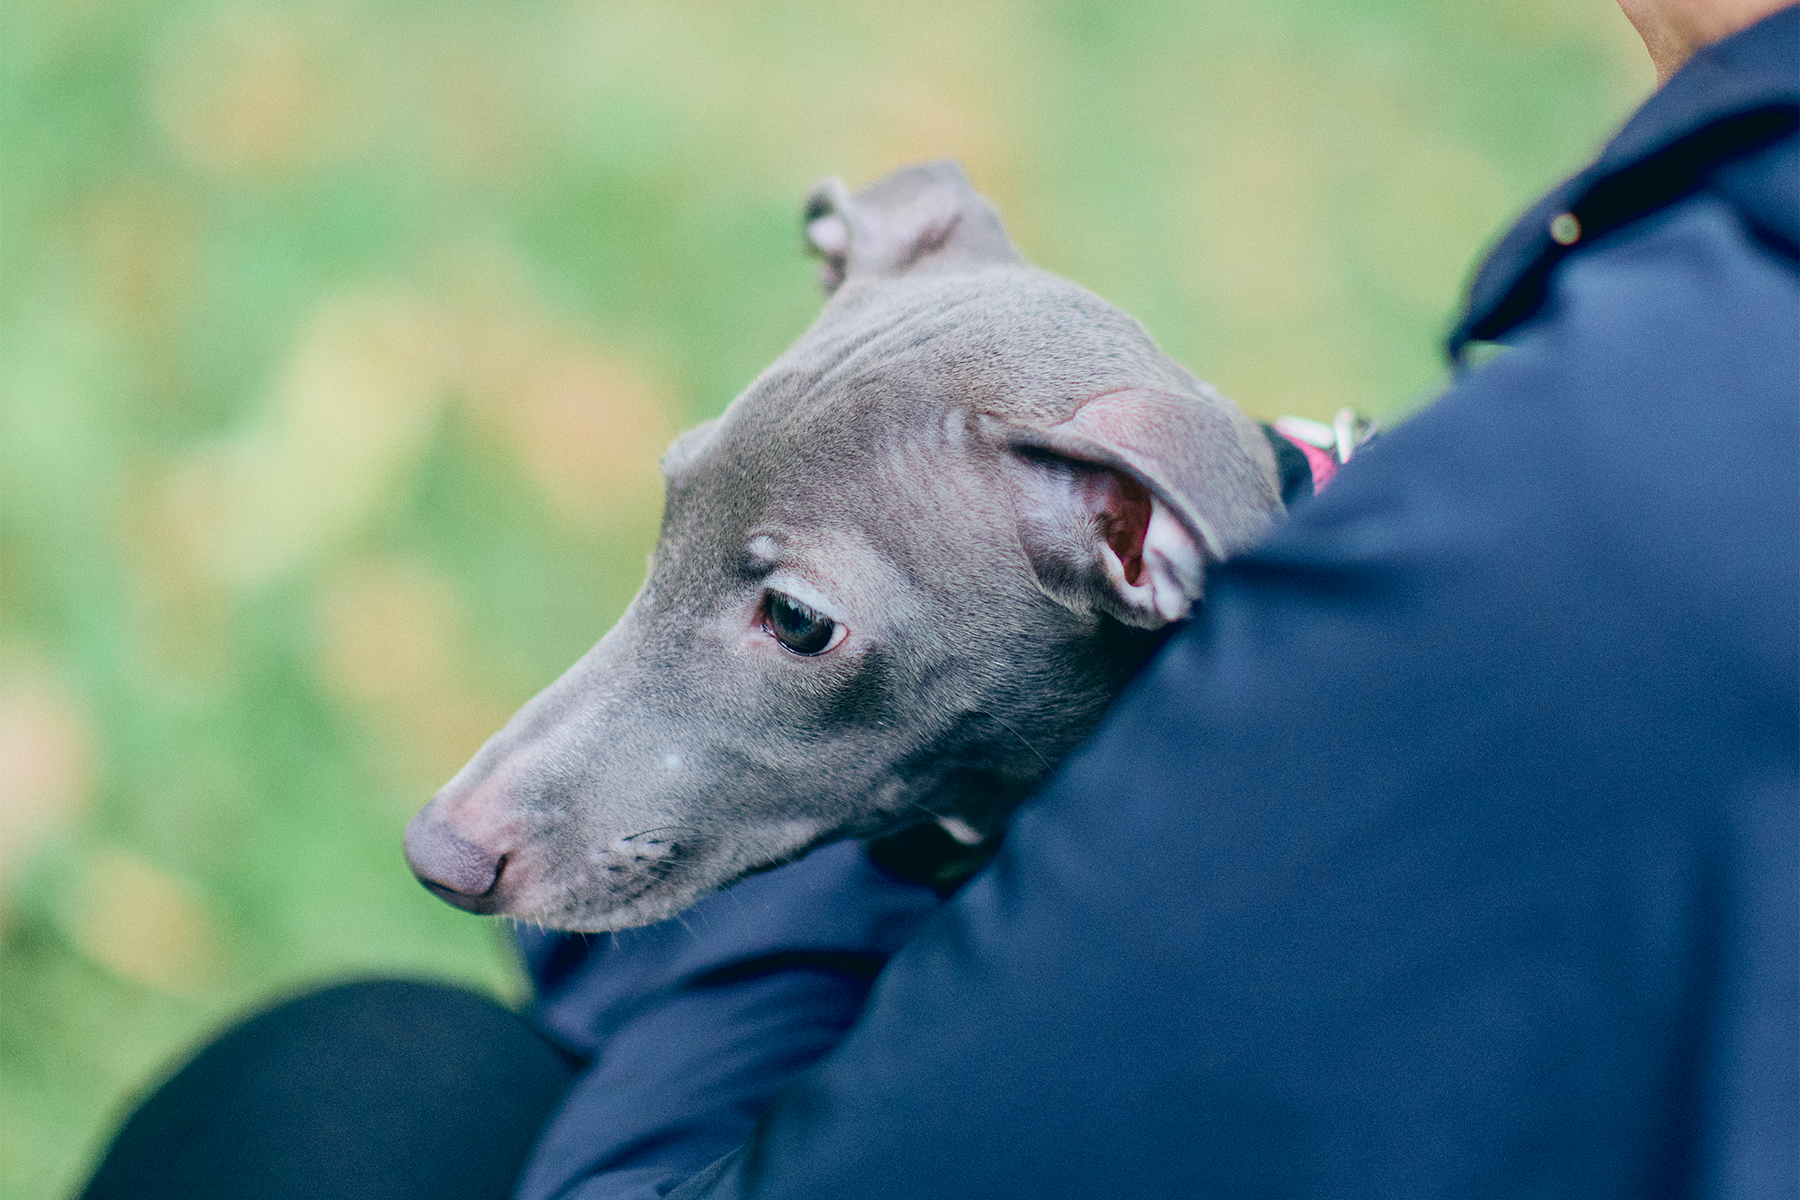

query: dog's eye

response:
[764,592,839,655]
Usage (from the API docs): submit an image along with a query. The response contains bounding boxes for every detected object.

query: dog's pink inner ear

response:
[1094,471,1152,588]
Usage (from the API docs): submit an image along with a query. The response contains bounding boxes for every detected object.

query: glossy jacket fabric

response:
[529,10,1799,1198]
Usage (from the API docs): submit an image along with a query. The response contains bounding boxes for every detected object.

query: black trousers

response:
[80,980,581,1200]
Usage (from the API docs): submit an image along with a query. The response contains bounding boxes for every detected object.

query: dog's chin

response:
[511,826,848,932]
[513,880,712,933]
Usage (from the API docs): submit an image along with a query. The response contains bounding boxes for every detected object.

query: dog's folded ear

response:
[804,160,1024,294]
[994,388,1282,629]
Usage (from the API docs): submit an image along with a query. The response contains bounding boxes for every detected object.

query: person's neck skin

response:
[1615,0,1795,82]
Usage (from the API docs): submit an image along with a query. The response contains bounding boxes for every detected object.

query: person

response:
[81,1,1796,1197]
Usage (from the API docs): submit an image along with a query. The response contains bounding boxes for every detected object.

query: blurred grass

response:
[0,1,1650,1196]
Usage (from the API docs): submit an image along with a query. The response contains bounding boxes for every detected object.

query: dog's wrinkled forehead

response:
[649,159,1276,606]
[663,270,1196,490]
[659,159,1210,512]
[648,273,1209,617]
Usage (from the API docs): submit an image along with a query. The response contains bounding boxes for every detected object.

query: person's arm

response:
[513,835,969,1200]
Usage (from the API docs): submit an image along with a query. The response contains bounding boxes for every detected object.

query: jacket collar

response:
[1449,5,1799,363]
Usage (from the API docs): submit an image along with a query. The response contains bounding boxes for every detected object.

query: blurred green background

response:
[1,1,1650,1195]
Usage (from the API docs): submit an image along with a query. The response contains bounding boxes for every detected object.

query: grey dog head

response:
[405,160,1281,931]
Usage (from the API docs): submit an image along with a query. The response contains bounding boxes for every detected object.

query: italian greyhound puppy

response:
[405,160,1283,931]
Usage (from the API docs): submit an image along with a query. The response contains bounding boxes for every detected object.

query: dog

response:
[404,160,1284,932]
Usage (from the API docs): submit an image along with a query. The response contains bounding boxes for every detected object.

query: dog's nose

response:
[404,812,505,912]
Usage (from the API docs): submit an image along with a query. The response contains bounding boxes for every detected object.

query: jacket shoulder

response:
[1451,7,1798,359]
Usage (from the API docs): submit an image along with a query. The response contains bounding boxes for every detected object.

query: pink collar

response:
[1272,410,1377,495]
[1279,432,1340,493]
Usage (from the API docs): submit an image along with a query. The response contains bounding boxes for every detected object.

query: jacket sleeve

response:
[665,187,1799,1198]
[512,839,948,1200]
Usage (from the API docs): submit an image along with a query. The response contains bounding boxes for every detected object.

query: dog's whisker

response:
[618,825,705,843]
[971,710,1053,771]
[899,796,951,821]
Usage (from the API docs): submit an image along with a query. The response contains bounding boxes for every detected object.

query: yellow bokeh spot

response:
[163,292,447,589]
[60,847,226,996]
[0,664,96,900]
[151,6,367,180]
[314,556,512,794]
[456,304,676,530]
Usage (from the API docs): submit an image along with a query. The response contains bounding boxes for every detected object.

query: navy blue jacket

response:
[522,11,1799,1197]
